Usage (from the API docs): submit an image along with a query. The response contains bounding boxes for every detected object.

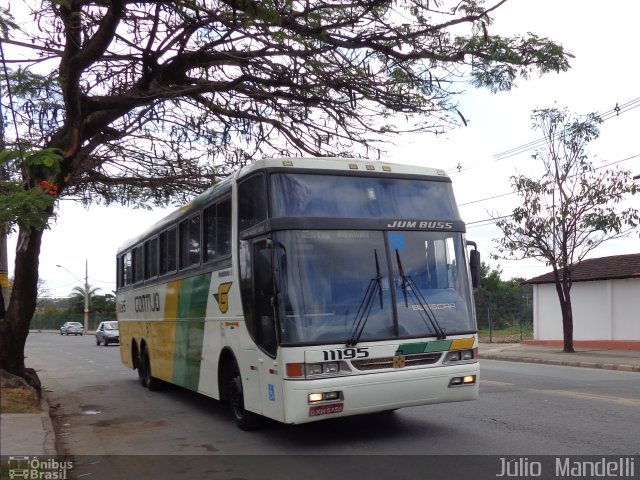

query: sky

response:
[6,0,640,299]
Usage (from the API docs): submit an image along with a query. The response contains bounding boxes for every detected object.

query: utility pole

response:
[57,262,91,332]
[84,259,89,332]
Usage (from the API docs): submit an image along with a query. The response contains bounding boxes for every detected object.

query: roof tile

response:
[525,253,640,284]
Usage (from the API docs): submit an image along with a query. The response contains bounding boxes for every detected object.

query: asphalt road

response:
[25,332,639,479]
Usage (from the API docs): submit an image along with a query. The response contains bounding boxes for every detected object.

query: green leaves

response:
[24,148,63,175]
[0,181,56,233]
[0,147,62,233]
[2,0,573,210]
[493,107,639,270]
[0,6,18,37]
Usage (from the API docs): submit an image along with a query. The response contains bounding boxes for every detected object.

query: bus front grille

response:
[351,352,442,370]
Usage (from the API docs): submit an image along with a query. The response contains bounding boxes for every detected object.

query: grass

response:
[478,325,533,343]
[0,387,41,413]
[0,370,41,414]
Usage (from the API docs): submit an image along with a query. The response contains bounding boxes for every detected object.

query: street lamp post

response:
[57,261,90,333]
[83,259,89,333]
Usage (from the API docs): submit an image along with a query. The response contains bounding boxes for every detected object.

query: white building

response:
[525,253,640,349]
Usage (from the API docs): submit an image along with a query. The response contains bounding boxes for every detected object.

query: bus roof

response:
[117,158,450,254]
[236,157,449,179]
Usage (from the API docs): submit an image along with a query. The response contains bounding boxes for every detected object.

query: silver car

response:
[95,321,120,346]
[60,321,84,336]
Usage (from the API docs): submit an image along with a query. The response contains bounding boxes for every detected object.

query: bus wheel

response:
[137,350,147,386]
[140,347,161,391]
[227,359,261,431]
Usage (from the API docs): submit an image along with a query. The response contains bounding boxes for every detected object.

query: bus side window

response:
[123,251,133,285]
[217,198,232,256]
[117,255,125,287]
[254,241,277,356]
[144,237,158,279]
[133,245,144,284]
[159,227,177,275]
[204,204,217,261]
[204,197,231,263]
[238,174,267,232]
[239,238,277,357]
[179,214,201,269]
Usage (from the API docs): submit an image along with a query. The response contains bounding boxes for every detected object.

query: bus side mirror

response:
[469,249,480,289]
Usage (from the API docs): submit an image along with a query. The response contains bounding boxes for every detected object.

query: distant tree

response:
[0,1,572,381]
[493,107,639,352]
[90,294,116,316]
[479,262,503,292]
[66,285,101,314]
[475,262,531,331]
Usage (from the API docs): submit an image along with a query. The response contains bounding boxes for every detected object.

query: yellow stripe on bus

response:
[450,338,475,350]
[148,279,181,382]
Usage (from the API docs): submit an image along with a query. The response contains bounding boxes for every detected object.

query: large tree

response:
[493,107,639,352]
[0,0,571,381]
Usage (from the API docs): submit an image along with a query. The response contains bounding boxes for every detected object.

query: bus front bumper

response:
[282,362,479,424]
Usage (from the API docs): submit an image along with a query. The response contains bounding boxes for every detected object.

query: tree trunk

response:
[0,225,44,385]
[551,267,575,353]
[559,294,574,353]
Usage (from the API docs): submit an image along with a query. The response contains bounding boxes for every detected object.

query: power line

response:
[492,97,640,162]
[466,215,512,228]
[89,277,116,284]
[463,153,640,230]
[459,191,514,206]
[447,96,640,175]
[458,152,640,210]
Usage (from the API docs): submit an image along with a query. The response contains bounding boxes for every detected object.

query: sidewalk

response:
[0,393,57,457]
[1,343,638,459]
[480,342,640,372]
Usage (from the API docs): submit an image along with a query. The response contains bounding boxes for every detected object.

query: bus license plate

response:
[309,403,344,417]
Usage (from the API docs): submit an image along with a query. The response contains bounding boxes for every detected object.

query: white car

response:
[60,321,84,336]
[95,321,120,346]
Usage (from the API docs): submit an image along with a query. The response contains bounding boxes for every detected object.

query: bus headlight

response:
[305,361,350,378]
[286,362,352,378]
[324,362,339,373]
[308,391,343,404]
[443,348,477,365]
[449,375,476,387]
[307,364,323,376]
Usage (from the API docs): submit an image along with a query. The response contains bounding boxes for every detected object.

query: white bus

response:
[116,157,481,430]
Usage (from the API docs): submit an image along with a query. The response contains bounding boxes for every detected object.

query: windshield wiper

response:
[395,249,447,340]
[346,249,383,347]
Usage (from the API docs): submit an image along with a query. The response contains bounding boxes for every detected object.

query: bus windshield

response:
[274,230,475,345]
[270,173,460,219]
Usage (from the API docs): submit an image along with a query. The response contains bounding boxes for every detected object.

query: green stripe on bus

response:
[395,342,428,355]
[396,339,454,355]
[424,340,453,352]
[172,273,212,391]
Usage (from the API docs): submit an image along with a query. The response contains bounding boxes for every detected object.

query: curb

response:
[480,354,640,373]
[40,390,57,456]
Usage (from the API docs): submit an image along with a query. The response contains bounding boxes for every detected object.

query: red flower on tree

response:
[39,180,58,196]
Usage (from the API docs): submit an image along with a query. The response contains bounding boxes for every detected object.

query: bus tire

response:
[137,350,146,386]
[139,347,161,391]
[227,359,261,431]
